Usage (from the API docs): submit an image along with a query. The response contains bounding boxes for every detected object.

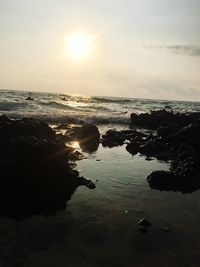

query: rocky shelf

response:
[101,110,200,193]
[0,116,98,219]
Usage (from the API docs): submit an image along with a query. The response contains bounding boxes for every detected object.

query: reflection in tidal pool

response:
[1,145,200,267]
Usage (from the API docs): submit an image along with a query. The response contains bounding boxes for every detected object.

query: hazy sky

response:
[0,0,200,100]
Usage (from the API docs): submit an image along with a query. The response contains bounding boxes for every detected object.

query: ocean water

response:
[0,89,200,125]
[1,89,200,267]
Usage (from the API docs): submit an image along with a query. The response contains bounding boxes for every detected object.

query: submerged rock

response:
[25,96,34,101]
[137,226,148,234]
[138,218,152,228]
[160,227,171,232]
[0,116,95,219]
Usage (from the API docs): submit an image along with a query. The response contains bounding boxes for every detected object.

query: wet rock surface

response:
[138,218,152,228]
[137,226,148,234]
[25,96,34,101]
[137,218,151,234]
[0,116,95,219]
[130,110,200,192]
[130,109,199,130]
[101,129,147,148]
[64,123,100,152]
[101,110,200,193]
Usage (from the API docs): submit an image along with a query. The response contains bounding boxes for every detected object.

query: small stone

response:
[138,218,152,228]
[25,96,34,101]
[160,227,170,232]
[145,157,153,161]
[85,180,96,189]
[137,226,148,234]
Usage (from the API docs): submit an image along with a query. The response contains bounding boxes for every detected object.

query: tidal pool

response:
[1,145,200,267]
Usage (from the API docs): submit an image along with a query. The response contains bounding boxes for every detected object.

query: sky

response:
[0,0,200,100]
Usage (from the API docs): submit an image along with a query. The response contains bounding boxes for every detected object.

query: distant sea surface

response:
[0,89,200,125]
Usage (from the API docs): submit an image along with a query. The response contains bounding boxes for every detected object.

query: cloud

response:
[144,44,200,57]
[165,45,200,57]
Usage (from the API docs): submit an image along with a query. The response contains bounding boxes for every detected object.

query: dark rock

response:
[160,227,170,232]
[137,226,148,233]
[69,162,77,169]
[126,142,140,155]
[68,149,85,161]
[101,129,125,147]
[0,115,10,125]
[145,157,154,161]
[25,96,34,101]
[139,142,162,156]
[81,178,96,189]
[102,129,147,148]
[65,124,100,152]
[65,125,82,141]
[55,123,70,130]
[167,123,200,143]
[55,118,84,130]
[78,124,100,152]
[0,117,95,219]
[146,170,200,193]
[138,218,152,228]
[126,134,169,160]
[157,124,179,140]
[126,110,200,192]
[165,105,172,109]
[147,171,177,191]
[130,109,194,130]
[79,124,100,143]
[81,142,99,153]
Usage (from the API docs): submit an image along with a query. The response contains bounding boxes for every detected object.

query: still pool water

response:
[1,145,200,267]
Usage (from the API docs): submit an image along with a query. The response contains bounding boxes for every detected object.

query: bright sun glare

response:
[65,33,94,61]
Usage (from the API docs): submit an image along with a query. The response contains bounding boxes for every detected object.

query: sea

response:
[0,89,200,126]
[0,89,200,267]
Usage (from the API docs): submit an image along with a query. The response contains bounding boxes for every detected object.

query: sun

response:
[65,33,94,61]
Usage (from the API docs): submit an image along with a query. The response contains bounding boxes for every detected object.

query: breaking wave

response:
[0,89,200,126]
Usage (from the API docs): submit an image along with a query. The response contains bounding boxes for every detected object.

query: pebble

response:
[137,226,148,234]
[160,227,170,232]
[138,218,152,228]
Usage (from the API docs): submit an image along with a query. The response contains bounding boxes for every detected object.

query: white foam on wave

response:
[0,89,200,125]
